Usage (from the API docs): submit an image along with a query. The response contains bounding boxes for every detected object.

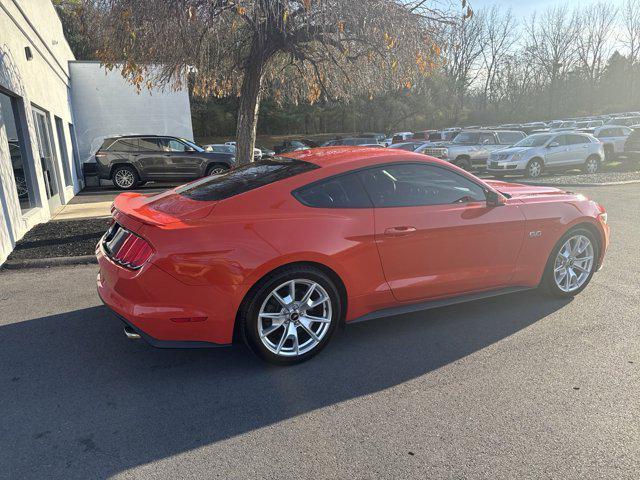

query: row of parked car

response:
[90,111,640,189]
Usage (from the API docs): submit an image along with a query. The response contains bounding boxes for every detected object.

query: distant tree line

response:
[55,1,640,139]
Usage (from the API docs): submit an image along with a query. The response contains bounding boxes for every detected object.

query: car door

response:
[614,128,630,152]
[137,137,169,179]
[565,134,591,167]
[543,134,571,170]
[157,137,202,179]
[474,132,499,165]
[359,162,525,302]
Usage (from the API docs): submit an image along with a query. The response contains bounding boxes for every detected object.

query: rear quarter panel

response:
[146,180,392,322]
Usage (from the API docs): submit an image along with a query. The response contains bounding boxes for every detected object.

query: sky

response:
[468,0,626,18]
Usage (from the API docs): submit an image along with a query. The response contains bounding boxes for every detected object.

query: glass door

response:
[32,108,61,213]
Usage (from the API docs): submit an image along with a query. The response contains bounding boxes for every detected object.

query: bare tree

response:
[621,0,640,64]
[575,2,617,85]
[524,6,579,116]
[89,0,465,164]
[479,5,517,109]
[443,9,485,122]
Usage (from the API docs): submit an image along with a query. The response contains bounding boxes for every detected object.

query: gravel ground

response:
[6,218,110,261]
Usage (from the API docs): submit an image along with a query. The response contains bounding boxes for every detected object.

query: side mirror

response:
[485,189,506,207]
[482,138,491,145]
[186,146,196,152]
[548,141,560,148]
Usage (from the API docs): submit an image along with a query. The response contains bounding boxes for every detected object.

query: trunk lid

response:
[113,190,216,226]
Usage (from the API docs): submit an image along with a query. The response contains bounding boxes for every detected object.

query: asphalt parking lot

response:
[1,184,638,479]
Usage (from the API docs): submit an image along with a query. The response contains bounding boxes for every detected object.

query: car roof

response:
[283,146,451,169]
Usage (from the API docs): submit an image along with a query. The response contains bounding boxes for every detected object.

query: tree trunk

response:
[236,55,265,165]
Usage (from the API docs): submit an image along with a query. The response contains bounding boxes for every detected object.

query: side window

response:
[479,132,497,145]
[498,132,524,145]
[138,137,160,151]
[110,138,138,151]
[567,134,590,145]
[358,163,486,208]
[157,138,187,152]
[294,172,372,208]
[596,129,611,138]
[551,135,566,146]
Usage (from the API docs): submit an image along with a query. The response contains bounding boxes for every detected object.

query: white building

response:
[0,1,193,265]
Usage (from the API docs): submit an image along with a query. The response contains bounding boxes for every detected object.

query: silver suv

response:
[487,132,604,178]
[420,130,525,170]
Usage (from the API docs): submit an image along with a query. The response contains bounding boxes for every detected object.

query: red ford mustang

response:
[97,147,610,364]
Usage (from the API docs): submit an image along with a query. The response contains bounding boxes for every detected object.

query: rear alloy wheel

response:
[112,166,138,190]
[541,228,598,297]
[583,156,600,174]
[241,267,340,365]
[206,164,228,176]
[526,159,543,178]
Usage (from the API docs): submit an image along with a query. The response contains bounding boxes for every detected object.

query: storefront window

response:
[0,92,35,212]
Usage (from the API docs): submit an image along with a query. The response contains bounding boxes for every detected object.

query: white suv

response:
[594,125,632,160]
[487,132,604,178]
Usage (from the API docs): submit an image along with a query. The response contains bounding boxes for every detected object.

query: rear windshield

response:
[176,158,319,201]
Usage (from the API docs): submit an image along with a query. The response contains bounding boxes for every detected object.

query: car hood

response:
[485,180,571,199]
[113,190,217,225]
[491,146,531,156]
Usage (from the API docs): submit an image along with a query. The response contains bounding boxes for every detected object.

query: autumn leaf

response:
[237,6,246,16]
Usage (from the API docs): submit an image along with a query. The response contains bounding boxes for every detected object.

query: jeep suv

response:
[95,135,235,190]
[420,130,525,170]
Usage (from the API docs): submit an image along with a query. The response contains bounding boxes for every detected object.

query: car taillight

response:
[104,226,154,270]
[113,234,153,269]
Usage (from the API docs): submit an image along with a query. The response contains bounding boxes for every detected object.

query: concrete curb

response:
[1,255,98,270]
[519,179,640,188]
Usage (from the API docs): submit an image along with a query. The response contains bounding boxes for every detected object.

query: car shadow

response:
[0,290,570,478]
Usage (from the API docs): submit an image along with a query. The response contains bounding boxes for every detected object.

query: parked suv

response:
[594,126,632,160]
[95,135,235,190]
[487,132,604,178]
[420,130,525,170]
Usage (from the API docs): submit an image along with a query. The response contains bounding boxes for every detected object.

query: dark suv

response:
[623,126,640,161]
[95,135,235,190]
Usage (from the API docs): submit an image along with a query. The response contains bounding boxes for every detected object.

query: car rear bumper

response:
[96,245,241,346]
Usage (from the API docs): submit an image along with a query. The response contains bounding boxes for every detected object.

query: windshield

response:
[176,158,319,201]
[514,134,552,147]
[180,138,205,152]
[452,132,479,144]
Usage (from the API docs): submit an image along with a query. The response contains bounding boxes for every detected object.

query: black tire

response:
[526,158,543,178]
[239,265,342,365]
[540,227,599,298]
[454,157,471,171]
[604,145,614,162]
[111,165,139,190]
[582,155,600,174]
[205,163,229,176]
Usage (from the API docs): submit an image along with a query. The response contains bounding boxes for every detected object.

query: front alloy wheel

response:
[241,267,340,364]
[553,234,594,293]
[542,228,598,297]
[527,159,543,178]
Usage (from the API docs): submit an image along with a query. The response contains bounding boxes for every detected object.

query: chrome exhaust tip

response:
[124,326,141,339]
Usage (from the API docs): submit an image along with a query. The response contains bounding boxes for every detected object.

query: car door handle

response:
[384,226,417,236]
